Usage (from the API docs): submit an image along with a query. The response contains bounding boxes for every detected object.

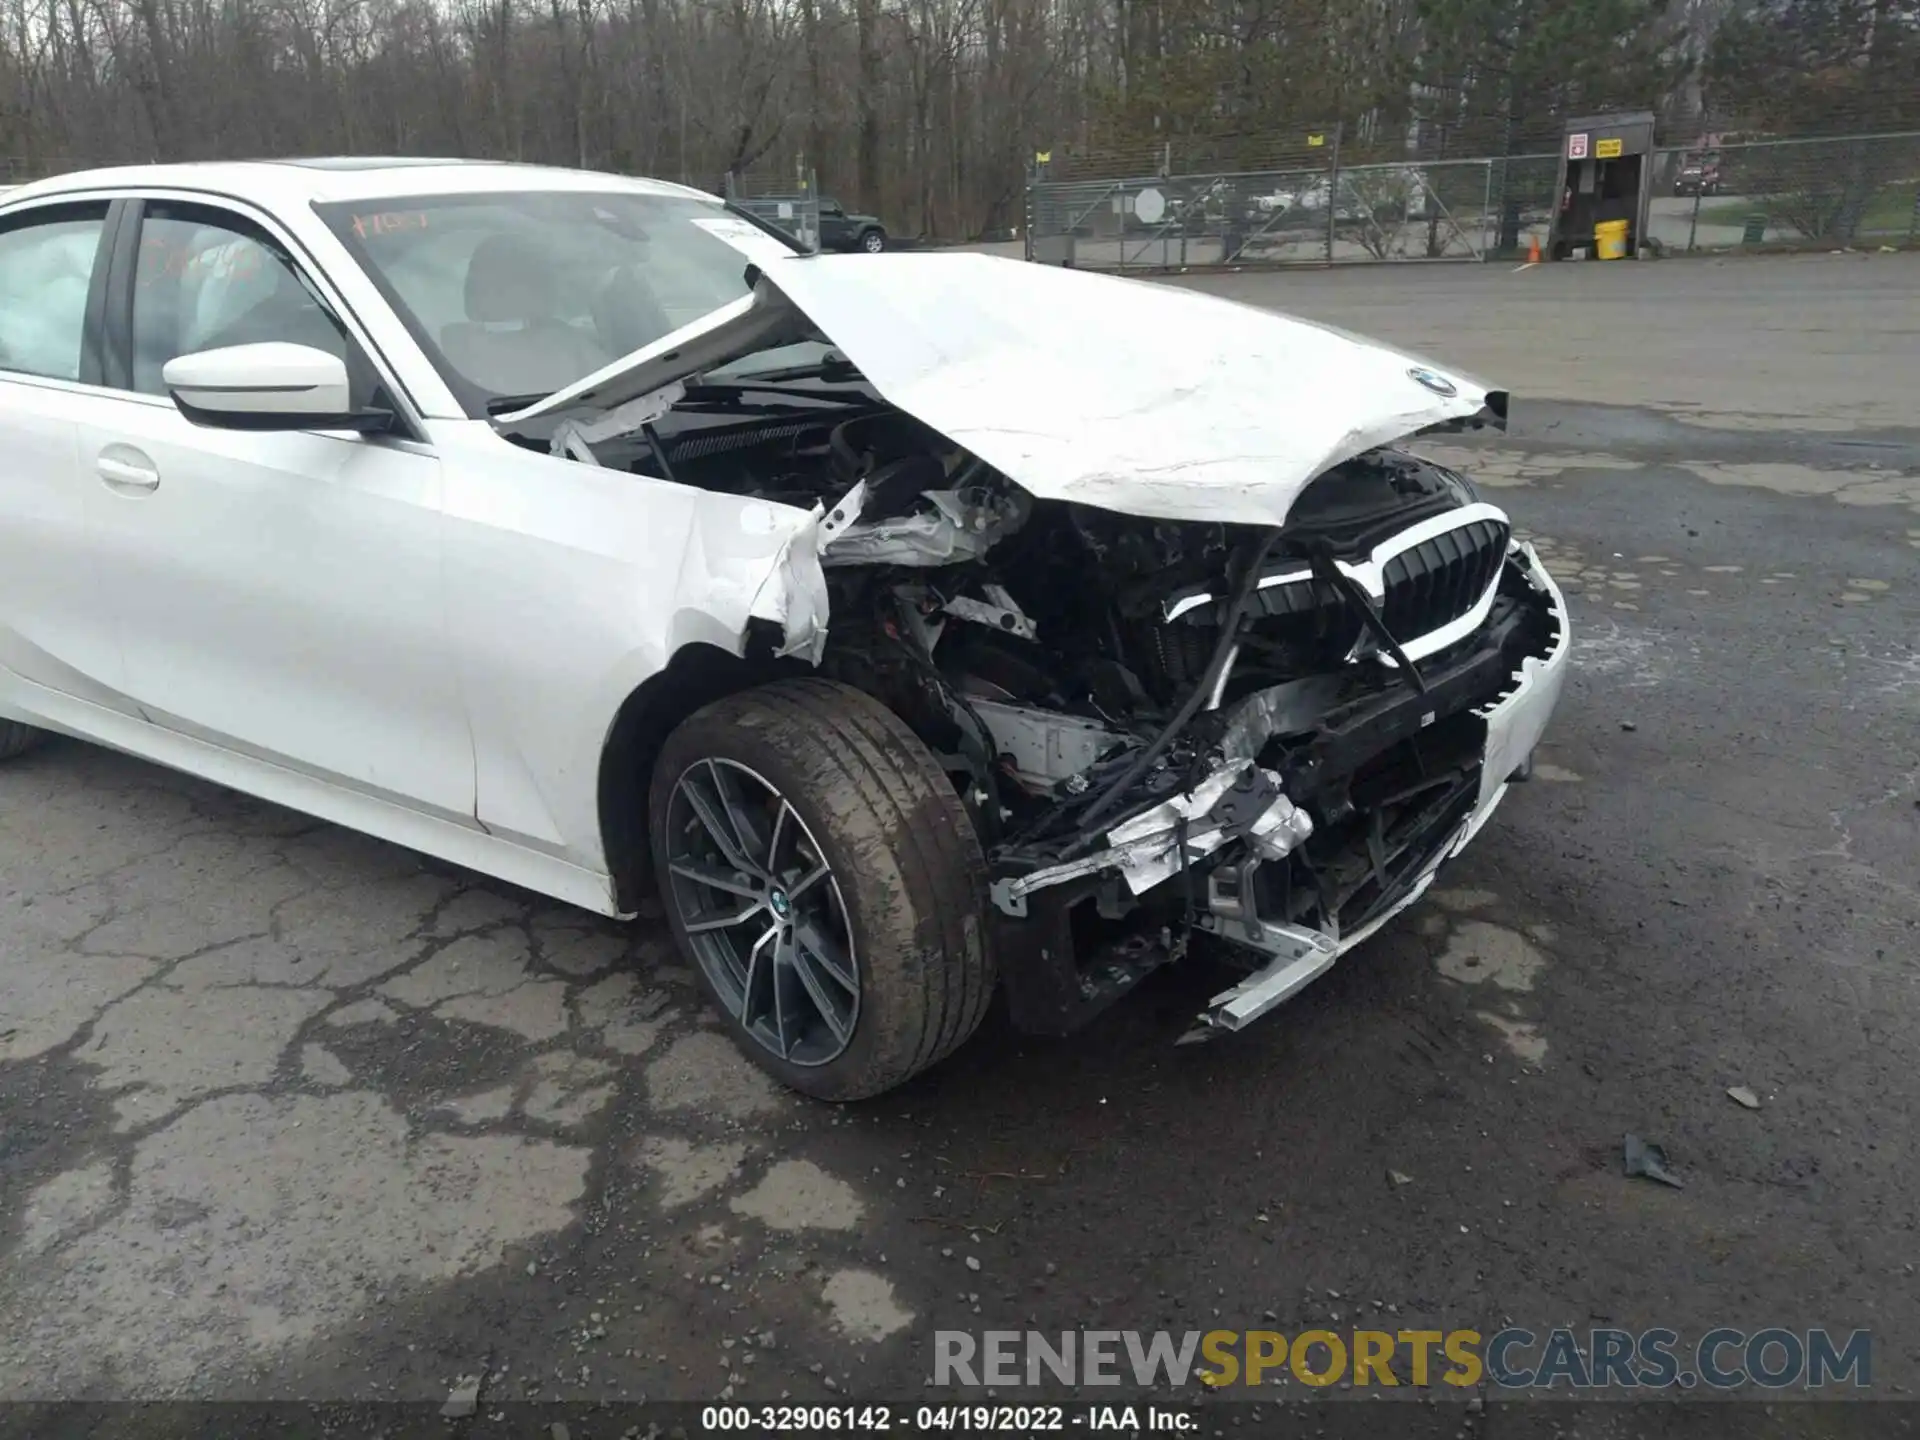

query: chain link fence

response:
[1026,129,1920,269]
[722,167,824,252]
[1651,132,1920,253]
[1024,156,1555,268]
[1027,129,1339,269]
[9,135,1915,261]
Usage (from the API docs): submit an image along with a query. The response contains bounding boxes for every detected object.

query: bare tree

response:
[3,0,1867,242]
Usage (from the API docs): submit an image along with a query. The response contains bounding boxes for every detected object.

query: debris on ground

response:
[441,1376,482,1419]
[1727,1085,1761,1110]
[1620,720,1638,732]
[1388,1169,1414,1187]
[1623,1134,1683,1188]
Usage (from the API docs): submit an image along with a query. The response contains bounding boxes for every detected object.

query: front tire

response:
[648,679,994,1100]
[859,228,886,254]
[0,720,41,761]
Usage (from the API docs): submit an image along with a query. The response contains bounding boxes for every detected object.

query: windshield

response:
[317,189,824,416]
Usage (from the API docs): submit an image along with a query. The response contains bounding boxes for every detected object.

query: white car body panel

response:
[429,419,828,867]
[751,259,1493,530]
[0,375,131,707]
[516,215,1496,529]
[9,661,624,912]
[0,160,1544,945]
[79,389,474,824]
[498,292,799,427]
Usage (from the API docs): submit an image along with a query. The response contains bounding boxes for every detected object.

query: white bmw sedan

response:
[0,159,1568,1098]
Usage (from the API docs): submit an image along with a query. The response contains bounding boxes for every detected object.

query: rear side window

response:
[0,205,108,382]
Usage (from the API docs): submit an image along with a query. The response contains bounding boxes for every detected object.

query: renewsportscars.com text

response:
[934,1327,1871,1392]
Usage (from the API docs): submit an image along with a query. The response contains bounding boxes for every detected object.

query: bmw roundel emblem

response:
[1407,366,1458,397]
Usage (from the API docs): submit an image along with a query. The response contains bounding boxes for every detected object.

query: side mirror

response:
[162,342,392,433]
[821,203,843,217]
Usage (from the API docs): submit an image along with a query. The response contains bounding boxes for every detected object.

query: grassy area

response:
[1694,183,1920,236]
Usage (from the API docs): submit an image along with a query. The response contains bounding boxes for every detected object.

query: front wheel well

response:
[597,641,804,912]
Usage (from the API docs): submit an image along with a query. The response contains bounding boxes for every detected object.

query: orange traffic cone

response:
[1527,233,1542,264]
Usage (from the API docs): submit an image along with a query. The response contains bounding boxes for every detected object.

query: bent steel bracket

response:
[1178,917,1340,1043]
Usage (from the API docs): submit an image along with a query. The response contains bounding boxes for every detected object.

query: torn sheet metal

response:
[1119,771,1312,889]
[1180,922,1340,1040]
[992,760,1314,911]
[1184,863,1443,1039]
[500,206,1501,529]
[1246,788,1315,860]
[745,505,833,664]
[1475,543,1568,808]
[942,584,1036,640]
[1184,554,1573,1038]
[969,699,1122,790]
[676,492,834,667]
[1217,675,1346,763]
[758,256,1497,528]
[550,381,687,464]
[820,486,1026,568]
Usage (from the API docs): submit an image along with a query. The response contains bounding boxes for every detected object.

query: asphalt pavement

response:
[2,253,1917,1434]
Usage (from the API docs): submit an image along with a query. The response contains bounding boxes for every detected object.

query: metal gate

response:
[724,167,823,253]
[1325,160,1496,261]
[1026,154,1497,271]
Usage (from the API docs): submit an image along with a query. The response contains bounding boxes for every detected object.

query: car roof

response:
[0,157,718,209]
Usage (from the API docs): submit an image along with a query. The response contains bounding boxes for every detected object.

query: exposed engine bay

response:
[515,370,1566,1039]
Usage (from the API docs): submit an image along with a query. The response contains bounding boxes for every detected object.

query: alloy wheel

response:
[663,758,860,1065]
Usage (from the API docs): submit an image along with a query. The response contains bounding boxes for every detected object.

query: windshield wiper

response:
[485,392,551,416]
[485,354,860,418]
[680,357,868,407]
[681,381,863,406]
[714,355,864,386]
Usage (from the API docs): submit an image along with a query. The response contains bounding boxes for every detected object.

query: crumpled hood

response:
[508,216,1502,528]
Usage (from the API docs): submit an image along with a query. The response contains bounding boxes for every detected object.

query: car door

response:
[75,196,476,825]
[817,201,852,250]
[0,198,132,711]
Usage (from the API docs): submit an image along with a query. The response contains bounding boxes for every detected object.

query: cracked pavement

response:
[2,253,1918,1419]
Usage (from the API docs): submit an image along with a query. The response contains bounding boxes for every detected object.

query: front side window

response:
[319,189,816,416]
[131,206,351,397]
[0,206,107,382]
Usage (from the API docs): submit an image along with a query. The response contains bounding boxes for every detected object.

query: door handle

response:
[97,449,160,493]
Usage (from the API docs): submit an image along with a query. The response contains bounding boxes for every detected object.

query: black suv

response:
[818,198,887,253]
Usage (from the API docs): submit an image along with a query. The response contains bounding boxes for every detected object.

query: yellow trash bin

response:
[1594,219,1630,261]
